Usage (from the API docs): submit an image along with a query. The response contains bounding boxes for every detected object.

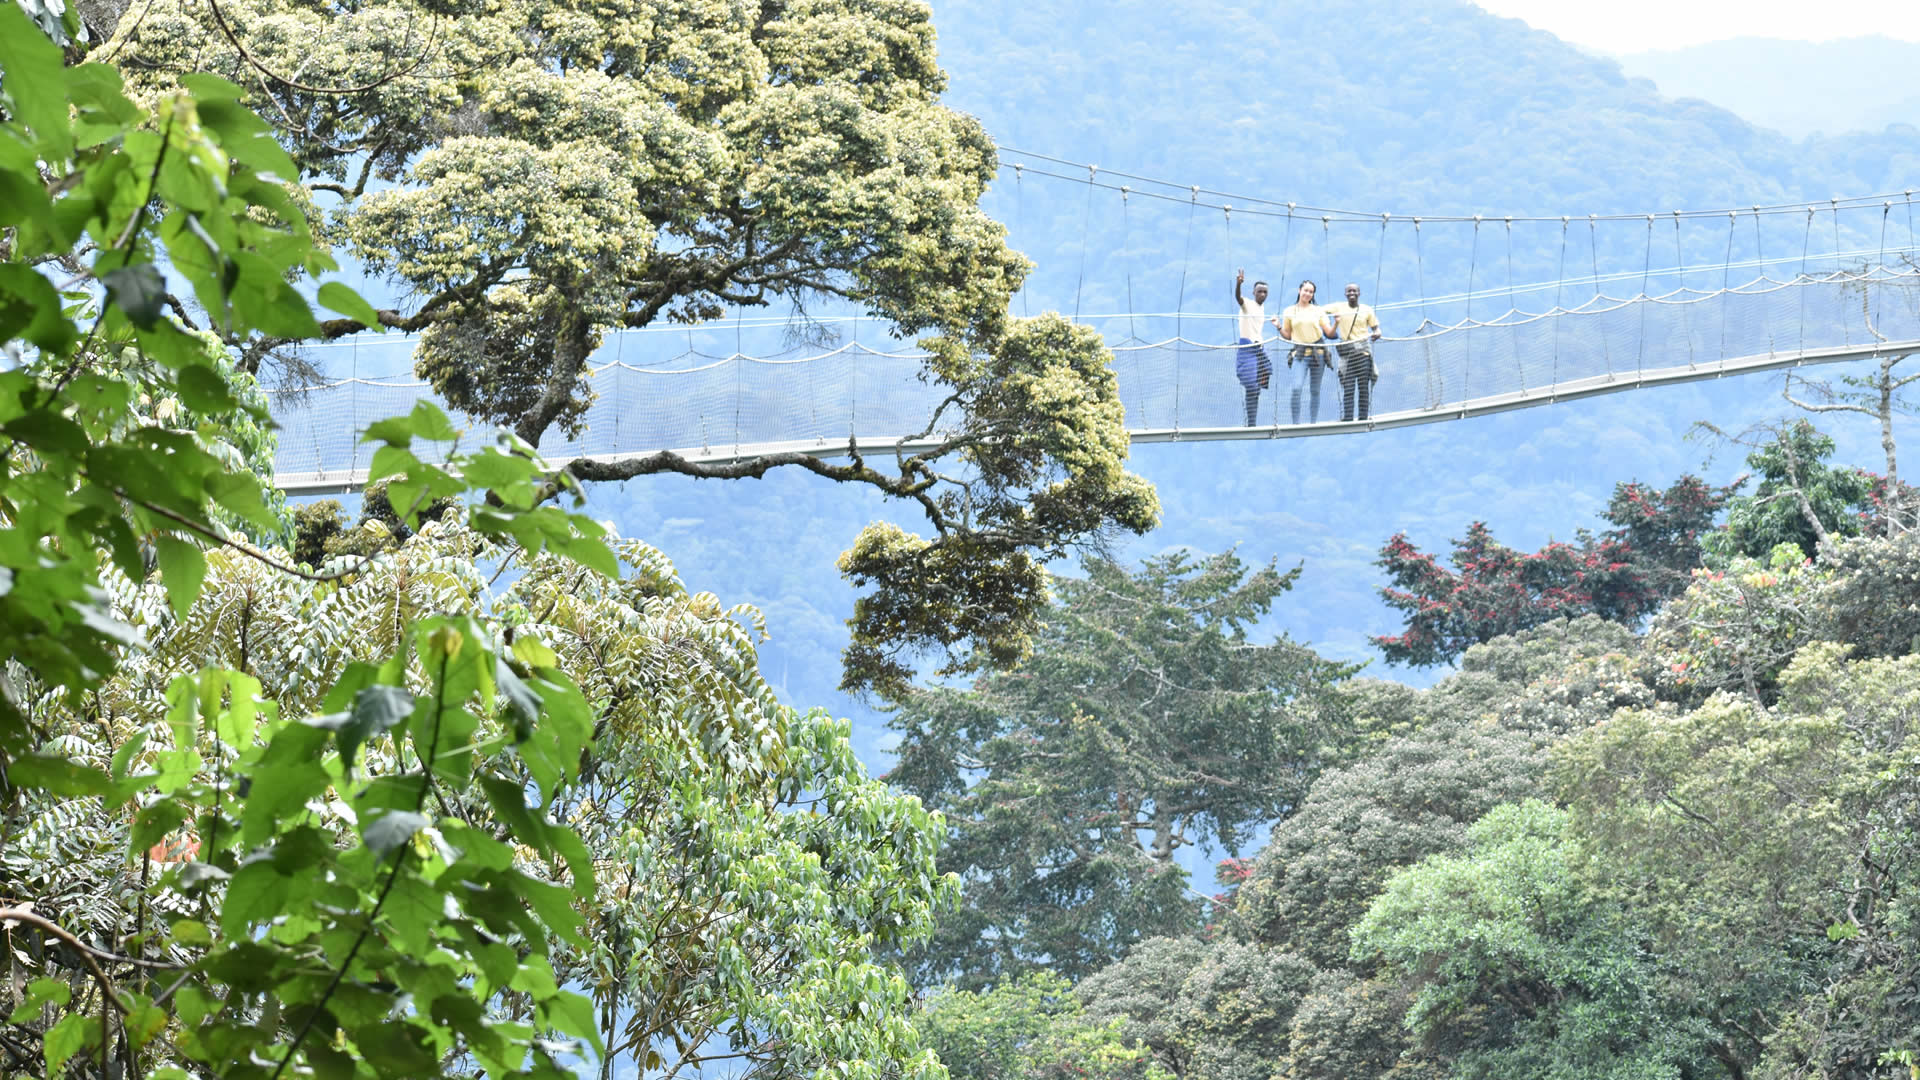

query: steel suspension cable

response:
[1719,211,1737,362]
[1121,187,1138,342]
[1834,199,1849,346]
[1466,217,1480,398]
[1015,163,1029,318]
[1637,215,1653,375]
[1553,216,1568,385]
[1373,214,1388,304]
[1073,164,1096,320]
[1675,211,1695,367]
[1416,218,1437,408]
[1505,217,1522,384]
[1173,188,1197,431]
[1876,202,1891,343]
[1801,206,1814,355]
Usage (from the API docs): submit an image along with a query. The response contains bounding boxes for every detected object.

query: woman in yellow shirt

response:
[1275,281,1336,424]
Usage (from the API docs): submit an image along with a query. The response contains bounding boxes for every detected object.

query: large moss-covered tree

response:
[98,0,1160,694]
[886,550,1354,987]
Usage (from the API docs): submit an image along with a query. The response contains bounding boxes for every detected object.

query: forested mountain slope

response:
[935,0,1920,302]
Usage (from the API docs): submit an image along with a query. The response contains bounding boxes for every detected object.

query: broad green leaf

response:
[153,534,207,621]
[0,264,77,354]
[169,918,213,947]
[364,809,429,859]
[102,263,169,329]
[8,977,70,1023]
[44,1012,99,1076]
[0,4,73,161]
[318,282,382,329]
[176,364,243,414]
[222,860,291,927]
[537,990,604,1055]
[5,754,115,796]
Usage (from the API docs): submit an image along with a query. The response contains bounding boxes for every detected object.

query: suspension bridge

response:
[268,152,1920,495]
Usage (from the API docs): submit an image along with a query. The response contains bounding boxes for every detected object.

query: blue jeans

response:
[1290,346,1330,424]
[1236,339,1271,426]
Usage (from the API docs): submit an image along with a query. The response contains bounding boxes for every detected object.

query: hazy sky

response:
[1475,0,1920,53]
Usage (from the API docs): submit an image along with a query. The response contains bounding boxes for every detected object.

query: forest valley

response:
[1,0,1918,1078]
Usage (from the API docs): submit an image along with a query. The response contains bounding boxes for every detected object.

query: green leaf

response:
[124,1001,168,1049]
[169,918,213,947]
[44,1012,99,1076]
[8,977,70,1023]
[6,754,115,796]
[111,729,149,780]
[153,534,207,621]
[318,282,382,329]
[176,364,242,414]
[0,4,74,161]
[228,251,321,338]
[537,990,604,1055]
[306,684,414,773]
[0,263,77,354]
[364,809,429,859]
[222,860,291,927]
[102,263,169,329]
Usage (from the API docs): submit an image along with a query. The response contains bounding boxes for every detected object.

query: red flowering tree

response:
[1373,475,1735,667]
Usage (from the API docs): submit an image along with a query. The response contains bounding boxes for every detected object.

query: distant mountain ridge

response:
[1617,35,1920,140]
[933,0,1920,334]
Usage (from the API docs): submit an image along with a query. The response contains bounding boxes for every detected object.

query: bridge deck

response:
[272,338,1920,495]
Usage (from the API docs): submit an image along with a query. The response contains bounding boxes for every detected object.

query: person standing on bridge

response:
[1278,280,1337,424]
[1233,269,1272,426]
[1331,282,1382,422]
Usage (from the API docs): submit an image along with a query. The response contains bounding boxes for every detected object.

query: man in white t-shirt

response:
[1233,269,1272,426]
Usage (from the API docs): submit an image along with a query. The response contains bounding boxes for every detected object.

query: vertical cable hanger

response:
[1415,217,1438,409]
[1072,164,1096,321]
[1552,216,1568,387]
[1636,214,1653,377]
[1172,186,1197,433]
[1588,214,1613,378]
[1874,201,1891,347]
[1505,216,1522,388]
[1719,211,1737,364]
[1465,216,1481,399]
[1120,187,1138,343]
[1800,205,1814,356]
[1674,210,1694,368]
[1015,163,1029,318]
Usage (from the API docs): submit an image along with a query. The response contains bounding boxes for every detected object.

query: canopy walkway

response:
[268,155,1920,495]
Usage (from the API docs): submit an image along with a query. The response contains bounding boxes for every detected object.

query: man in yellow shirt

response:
[1329,282,1382,421]
[1276,280,1336,424]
